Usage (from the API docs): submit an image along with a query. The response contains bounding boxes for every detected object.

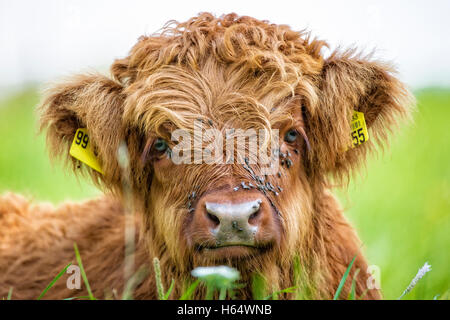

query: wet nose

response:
[205,199,262,246]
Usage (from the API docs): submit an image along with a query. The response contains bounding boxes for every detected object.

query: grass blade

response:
[37,262,72,300]
[348,269,360,300]
[398,262,432,300]
[219,287,227,300]
[7,287,13,300]
[251,273,266,300]
[153,257,165,300]
[205,285,214,300]
[333,255,357,300]
[357,289,369,300]
[122,265,149,300]
[179,279,200,300]
[73,243,96,300]
[163,279,175,300]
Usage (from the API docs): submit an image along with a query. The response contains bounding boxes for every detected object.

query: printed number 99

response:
[75,131,89,149]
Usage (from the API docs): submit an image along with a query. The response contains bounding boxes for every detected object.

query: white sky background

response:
[1,0,449,92]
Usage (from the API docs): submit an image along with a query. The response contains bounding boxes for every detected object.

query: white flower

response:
[398,262,432,299]
[191,266,240,282]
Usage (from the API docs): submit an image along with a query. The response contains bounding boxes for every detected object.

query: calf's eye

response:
[154,138,169,152]
[284,129,298,143]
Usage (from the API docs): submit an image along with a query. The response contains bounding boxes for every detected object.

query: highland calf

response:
[0,13,413,299]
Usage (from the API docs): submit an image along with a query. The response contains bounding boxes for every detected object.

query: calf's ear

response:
[38,73,125,189]
[305,50,415,182]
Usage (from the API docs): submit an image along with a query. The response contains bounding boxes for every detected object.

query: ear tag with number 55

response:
[69,128,104,174]
[350,111,369,147]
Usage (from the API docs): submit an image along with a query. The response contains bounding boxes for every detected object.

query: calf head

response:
[39,13,413,294]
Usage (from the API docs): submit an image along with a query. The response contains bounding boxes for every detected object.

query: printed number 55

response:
[352,128,366,145]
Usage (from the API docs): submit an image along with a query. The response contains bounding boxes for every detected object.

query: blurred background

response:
[0,0,448,299]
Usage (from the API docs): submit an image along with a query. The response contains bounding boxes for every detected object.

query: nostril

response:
[206,212,220,226]
[249,199,262,223]
[248,209,260,222]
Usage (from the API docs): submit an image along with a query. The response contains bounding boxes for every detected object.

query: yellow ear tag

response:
[69,128,104,174]
[350,111,369,147]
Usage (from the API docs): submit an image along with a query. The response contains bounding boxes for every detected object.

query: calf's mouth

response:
[194,242,274,260]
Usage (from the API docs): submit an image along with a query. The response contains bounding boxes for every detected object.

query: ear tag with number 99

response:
[350,111,369,147]
[69,128,104,174]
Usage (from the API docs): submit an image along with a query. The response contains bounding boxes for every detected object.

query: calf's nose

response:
[205,199,262,246]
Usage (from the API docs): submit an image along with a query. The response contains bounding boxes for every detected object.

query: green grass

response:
[333,255,356,300]
[37,262,72,300]
[338,88,450,299]
[0,88,99,203]
[0,87,448,299]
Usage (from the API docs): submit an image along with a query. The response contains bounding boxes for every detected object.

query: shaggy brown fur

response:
[0,13,413,300]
